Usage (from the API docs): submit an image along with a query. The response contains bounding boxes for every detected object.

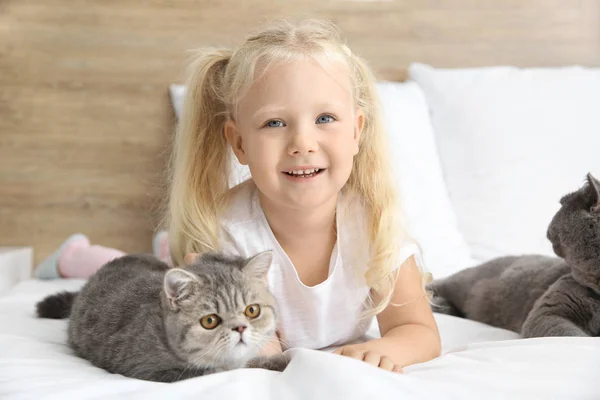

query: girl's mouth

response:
[283,168,326,179]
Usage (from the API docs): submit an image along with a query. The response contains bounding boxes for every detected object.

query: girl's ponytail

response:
[167,48,234,266]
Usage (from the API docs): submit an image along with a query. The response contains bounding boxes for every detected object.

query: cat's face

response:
[547,173,600,290]
[161,251,277,370]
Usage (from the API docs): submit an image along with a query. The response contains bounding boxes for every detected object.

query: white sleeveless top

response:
[219,181,420,350]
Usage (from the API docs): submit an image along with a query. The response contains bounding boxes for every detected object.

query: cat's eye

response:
[244,304,261,319]
[200,314,221,330]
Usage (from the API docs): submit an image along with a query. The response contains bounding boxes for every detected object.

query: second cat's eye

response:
[244,304,261,319]
[200,314,221,330]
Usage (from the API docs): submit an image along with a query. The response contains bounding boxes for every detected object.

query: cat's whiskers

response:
[210,340,237,369]
[207,338,235,366]
[258,330,290,349]
[251,331,291,355]
[178,350,205,381]
[176,364,191,381]
[276,337,290,350]
[190,342,224,369]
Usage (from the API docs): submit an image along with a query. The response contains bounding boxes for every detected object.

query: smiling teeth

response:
[288,168,321,176]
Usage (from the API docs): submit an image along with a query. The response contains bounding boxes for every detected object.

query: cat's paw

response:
[246,354,289,372]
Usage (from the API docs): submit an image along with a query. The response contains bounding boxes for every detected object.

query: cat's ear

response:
[587,172,600,212]
[243,251,273,282]
[164,268,201,310]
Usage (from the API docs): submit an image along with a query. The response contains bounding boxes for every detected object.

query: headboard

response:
[2,0,599,266]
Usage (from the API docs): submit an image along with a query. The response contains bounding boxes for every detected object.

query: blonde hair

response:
[166,18,429,316]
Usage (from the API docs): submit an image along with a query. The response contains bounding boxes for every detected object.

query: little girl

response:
[35,19,440,373]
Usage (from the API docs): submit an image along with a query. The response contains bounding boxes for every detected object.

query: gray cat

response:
[428,173,600,338]
[36,251,288,382]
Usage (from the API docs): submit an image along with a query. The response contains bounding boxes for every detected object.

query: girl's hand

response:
[333,343,403,374]
[184,253,200,265]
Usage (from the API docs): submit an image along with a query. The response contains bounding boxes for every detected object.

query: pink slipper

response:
[34,234,90,279]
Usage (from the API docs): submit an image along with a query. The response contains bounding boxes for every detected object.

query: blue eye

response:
[265,120,285,128]
[316,114,335,124]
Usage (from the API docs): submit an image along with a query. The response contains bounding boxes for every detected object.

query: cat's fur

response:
[428,173,600,338]
[36,251,288,382]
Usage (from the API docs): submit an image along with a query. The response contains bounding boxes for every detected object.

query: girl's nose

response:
[287,128,319,155]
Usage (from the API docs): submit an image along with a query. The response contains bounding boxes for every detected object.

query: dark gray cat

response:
[429,173,600,338]
[36,251,288,382]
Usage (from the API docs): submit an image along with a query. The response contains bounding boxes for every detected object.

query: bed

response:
[2,1,600,399]
[2,277,599,399]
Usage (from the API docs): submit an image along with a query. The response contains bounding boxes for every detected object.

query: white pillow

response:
[376,82,476,277]
[409,63,600,261]
[169,81,475,278]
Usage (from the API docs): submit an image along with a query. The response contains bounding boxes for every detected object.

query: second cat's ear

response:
[164,268,201,310]
[587,172,600,212]
[243,251,273,282]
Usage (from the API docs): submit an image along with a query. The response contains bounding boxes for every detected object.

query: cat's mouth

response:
[236,335,246,346]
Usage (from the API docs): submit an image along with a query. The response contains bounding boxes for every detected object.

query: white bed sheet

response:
[1,279,598,399]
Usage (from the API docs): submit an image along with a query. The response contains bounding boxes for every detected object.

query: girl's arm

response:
[334,255,441,371]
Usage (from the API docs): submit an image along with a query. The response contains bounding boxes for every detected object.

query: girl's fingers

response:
[334,347,360,358]
[346,350,365,361]
[363,351,381,367]
[184,252,200,265]
[378,356,395,371]
[333,346,347,355]
[333,347,402,374]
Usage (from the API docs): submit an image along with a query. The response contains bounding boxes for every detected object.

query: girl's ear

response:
[224,120,248,165]
[353,108,365,155]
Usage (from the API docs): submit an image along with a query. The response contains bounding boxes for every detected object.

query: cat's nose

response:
[233,325,247,333]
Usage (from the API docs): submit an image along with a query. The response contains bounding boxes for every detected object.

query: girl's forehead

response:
[235,59,354,114]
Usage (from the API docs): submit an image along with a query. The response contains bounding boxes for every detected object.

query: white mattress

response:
[1,279,599,399]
